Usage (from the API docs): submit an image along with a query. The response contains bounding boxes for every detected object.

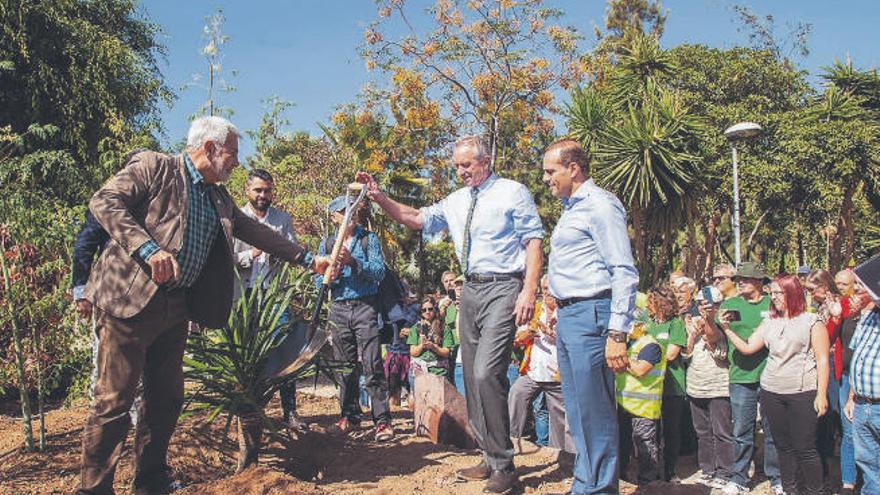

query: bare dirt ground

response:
[0,384,785,495]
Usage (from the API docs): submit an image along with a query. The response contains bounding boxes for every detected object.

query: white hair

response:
[673,276,697,291]
[186,116,239,150]
[454,134,491,161]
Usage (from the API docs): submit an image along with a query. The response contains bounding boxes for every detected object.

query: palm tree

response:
[565,31,705,285]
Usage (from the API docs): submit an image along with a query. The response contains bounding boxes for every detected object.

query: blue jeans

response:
[854,400,880,493]
[557,298,617,494]
[839,375,856,486]
[533,392,549,447]
[728,382,781,487]
[454,362,465,396]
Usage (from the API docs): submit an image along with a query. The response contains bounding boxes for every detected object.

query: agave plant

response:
[183,265,345,471]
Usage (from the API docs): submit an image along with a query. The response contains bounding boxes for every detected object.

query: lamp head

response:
[724,122,763,141]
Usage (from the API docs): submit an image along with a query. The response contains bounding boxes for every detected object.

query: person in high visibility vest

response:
[616,322,667,484]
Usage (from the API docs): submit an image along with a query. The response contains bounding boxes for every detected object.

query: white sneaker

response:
[693,473,719,488]
[771,484,785,495]
[721,481,750,495]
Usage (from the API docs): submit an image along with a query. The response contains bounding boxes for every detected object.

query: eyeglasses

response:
[421,307,436,313]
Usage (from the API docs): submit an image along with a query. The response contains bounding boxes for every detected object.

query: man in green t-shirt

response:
[704,262,782,494]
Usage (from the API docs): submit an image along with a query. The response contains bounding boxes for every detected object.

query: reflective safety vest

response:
[616,334,666,419]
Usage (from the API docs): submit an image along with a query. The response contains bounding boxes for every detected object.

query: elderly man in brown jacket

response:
[79,116,330,495]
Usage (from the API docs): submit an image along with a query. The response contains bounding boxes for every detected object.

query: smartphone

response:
[724,309,741,322]
[701,286,716,305]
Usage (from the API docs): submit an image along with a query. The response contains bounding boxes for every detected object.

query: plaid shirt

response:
[138,155,220,288]
[849,307,880,399]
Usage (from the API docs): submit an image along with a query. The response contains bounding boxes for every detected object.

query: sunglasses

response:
[421,307,436,313]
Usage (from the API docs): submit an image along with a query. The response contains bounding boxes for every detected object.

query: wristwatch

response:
[608,330,627,343]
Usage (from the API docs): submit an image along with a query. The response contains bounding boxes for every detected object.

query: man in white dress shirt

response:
[542,139,639,495]
[357,136,544,494]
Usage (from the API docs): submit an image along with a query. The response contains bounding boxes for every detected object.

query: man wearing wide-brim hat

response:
[704,261,784,494]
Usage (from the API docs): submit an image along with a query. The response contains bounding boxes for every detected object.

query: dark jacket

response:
[72,211,109,293]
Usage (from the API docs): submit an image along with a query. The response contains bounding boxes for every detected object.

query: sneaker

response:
[456,460,492,482]
[331,417,354,434]
[693,473,719,488]
[374,422,394,442]
[721,481,750,495]
[482,470,517,494]
[285,414,309,434]
[667,475,682,484]
[771,484,785,495]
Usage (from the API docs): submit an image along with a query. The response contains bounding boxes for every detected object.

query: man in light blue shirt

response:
[357,135,544,494]
[542,139,639,495]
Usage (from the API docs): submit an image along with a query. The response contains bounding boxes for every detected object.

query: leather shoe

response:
[455,460,491,481]
[483,470,517,494]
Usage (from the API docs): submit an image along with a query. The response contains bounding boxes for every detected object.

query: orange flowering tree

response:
[362,0,585,171]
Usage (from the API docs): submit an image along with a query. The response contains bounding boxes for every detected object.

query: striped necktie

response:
[461,187,478,275]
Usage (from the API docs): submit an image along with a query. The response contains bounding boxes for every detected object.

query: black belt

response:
[333,295,377,307]
[854,395,880,405]
[465,272,523,283]
[557,289,612,308]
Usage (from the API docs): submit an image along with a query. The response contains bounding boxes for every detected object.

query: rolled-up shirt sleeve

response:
[512,186,544,244]
[419,199,449,236]
[591,201,639,333]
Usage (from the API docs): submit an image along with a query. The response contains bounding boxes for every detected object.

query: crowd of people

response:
[70,114,880,495]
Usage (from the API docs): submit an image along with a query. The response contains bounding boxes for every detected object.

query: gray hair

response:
[673,276,697,291]
[186,116,239,150]
[454,134,491,161]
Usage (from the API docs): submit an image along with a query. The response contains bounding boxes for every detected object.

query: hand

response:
[400,327,411,338]
[718,309,734,328]
[698,301,717,321]
[311,255,331,275]
[75,299,93,320]
[323,263,341,285]
[605,333,629,373]
[250,247,263,259]
[845,395,855,421]
[356,171,387,203]
[147,250,180,284]
[439,297,452,312]
[512,286,537,327]
[814,394,829,417]
[336,245,354,267]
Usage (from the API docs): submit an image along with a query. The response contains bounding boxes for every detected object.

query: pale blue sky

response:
[144,1,880,158]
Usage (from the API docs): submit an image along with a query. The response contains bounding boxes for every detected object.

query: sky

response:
[143,0,880,158]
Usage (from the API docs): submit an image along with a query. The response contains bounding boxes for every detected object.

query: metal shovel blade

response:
[260,319,330,380]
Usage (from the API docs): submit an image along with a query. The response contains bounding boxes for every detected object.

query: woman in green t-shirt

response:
[647,285,688,482]
[408,296,454,376]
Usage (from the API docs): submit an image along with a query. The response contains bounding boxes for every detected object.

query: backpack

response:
[322,232,405,318]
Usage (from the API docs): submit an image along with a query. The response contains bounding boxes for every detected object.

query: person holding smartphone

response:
[721,275,830,495]
[703,262,783,495]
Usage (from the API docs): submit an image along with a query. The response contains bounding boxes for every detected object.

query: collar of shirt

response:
[183,154,206,185]
[561,178,596,209]
[474,172,498,193]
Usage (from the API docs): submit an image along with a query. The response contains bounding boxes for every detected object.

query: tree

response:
[565,31,705,285]
[363,0,583,169]
[0,0,168,450]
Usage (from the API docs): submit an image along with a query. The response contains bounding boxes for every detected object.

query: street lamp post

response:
[723,122,763,266]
